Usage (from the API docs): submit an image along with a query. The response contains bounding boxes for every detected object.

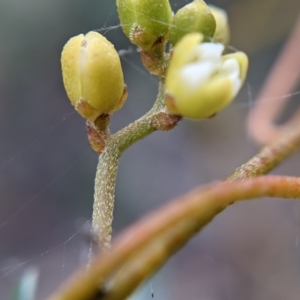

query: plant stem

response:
[92,148,120,251]
[228,121,300,180]
[92,80,170,250]
[247,14,300,145]
[48,175,300,300]
[52,104,300,298]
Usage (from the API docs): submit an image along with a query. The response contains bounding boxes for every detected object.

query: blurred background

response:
[0,0,300,299]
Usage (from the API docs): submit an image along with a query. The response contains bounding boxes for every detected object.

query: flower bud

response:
[116,0,173,50]
[61,32,127,121]
[165,33,248,119]
[169,0,216,46]
[209,5,230,44]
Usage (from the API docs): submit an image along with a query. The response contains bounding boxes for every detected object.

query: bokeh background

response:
[1,0,300,299]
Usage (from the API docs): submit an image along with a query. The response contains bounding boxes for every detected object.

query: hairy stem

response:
[92,80,176,250]
[111,80,165,152]
[228,121,300,180]
[93,148,120,251]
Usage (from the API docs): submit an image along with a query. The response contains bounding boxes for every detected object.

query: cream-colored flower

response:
[165,33,248,119]
[209,5,230,44]
[61,31,127,121]
[170,0,216,45]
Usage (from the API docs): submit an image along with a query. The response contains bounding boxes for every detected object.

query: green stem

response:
[111,79,166,152]
[92,80,167,250]
[92,148,120,251]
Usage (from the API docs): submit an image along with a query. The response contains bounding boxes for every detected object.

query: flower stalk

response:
[92,81,180,251]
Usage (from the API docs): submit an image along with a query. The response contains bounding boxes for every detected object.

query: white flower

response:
[165,33,248,120]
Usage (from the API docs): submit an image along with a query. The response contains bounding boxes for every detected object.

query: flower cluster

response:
[61,0,248,122]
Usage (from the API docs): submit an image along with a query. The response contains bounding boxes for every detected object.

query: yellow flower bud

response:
[61,31,127,121]
[165,33,248,120]
[169,0,216,46]
[209,5,230,44]
[116,0,173,50]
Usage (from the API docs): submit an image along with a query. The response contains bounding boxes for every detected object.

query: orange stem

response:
[248,14,300,145]
[48,176,300,300]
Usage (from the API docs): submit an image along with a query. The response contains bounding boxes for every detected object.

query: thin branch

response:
[247,14,300,145]
[48,175,300,300]
[228,120,300,180]
[92,80,180,250]
[110,79,166,153]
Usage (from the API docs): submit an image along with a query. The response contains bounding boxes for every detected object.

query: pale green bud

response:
[61,32,127,121]
[169,0,216,45]
[209,5,230,44]
[117,0,173,50]
[165,33,248,119]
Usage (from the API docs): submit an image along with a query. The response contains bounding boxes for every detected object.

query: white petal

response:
[196,43,225,61]
[180,61,220,88]
[229,73,241,97]
[219,58,242,96]
[220,58,239,75]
